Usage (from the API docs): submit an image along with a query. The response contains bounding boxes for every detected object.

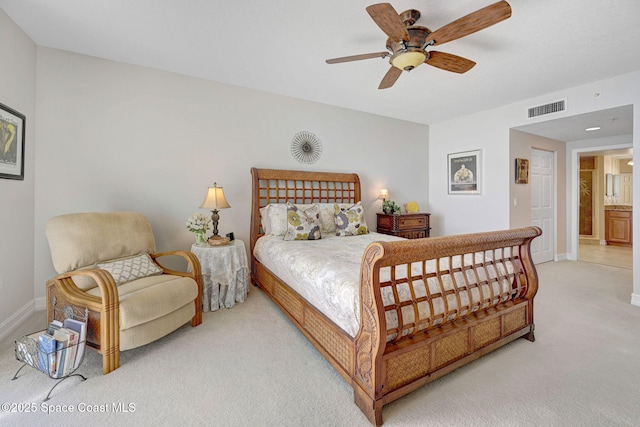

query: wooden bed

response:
[249,167,541,426]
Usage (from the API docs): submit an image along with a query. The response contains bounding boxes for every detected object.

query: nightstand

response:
[190,239,249,311]
[376,212,431,239]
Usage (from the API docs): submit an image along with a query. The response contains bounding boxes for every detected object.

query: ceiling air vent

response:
[527,99,566,119]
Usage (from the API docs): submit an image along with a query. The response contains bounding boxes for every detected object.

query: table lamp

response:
[200,182,230,243]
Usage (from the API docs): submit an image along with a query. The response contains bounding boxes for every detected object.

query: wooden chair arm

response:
[47,269,121,374]
[151,250,202,279]
[47,269,119,313]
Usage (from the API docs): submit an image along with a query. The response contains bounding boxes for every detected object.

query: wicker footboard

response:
[352,227,541,425]
[249,167,541,426]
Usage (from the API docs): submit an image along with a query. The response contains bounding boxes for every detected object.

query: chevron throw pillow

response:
[97,253,163,286]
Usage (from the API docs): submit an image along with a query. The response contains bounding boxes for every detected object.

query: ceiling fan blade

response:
[426,1,512,46]
[366,3,410,43]
[378,66,402,89]
[326,52,390,64]
[426,51,476,74]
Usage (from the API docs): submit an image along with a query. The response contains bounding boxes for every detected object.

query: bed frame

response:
[250,167,541,426]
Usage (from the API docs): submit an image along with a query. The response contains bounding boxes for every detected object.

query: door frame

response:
[568,142,633,260]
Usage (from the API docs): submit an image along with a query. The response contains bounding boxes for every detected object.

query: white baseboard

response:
[555,253,568,262]
[0,300,36,343]
[631,293,640,307]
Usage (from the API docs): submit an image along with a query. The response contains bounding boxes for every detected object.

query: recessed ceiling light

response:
[585,127,601,131]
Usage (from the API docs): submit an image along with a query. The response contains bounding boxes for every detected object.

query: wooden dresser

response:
[376,212,431,239]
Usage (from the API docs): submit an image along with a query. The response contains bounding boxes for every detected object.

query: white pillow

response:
[259,206,272,235]
[97,253,163,286]
[260,204,289,236]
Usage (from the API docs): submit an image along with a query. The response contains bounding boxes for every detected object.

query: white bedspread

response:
[254,233,513,339]
[254,233,405,337]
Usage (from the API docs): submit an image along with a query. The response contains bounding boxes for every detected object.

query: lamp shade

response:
[378,188,389,200]
[200,183,230,210]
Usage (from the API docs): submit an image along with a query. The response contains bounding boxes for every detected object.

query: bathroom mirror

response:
[613,174,620,196]
[606,173,621,197]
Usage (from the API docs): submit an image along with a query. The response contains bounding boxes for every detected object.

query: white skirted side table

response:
[190,239,249,312]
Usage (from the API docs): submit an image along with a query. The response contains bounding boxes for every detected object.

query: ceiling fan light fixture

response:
[327,2,512,88]
[391,50,426,71]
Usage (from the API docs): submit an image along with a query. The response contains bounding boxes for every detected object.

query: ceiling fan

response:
[325,1,512,89]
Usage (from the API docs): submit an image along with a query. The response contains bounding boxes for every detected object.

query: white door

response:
[530,149,554,263]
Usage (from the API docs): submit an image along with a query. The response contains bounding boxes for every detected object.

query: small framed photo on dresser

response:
[448,150,481,194]
[0,102,26,180]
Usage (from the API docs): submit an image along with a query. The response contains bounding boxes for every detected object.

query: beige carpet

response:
[1,260,639,426]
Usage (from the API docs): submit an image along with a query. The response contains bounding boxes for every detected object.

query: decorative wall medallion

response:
[291,131,322,164]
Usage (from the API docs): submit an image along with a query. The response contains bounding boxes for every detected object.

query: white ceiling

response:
[1,0,639,140]
[515,105,634,142]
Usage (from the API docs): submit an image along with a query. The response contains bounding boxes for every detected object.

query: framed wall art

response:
[0,102,26,180]
[448,149,481,194]
[515,158,529,184]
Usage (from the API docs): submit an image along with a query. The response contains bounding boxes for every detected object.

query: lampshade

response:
[627,160,634,166]
[391,51,426,71]
[378,188,389,200]
[200,183,230,210]
[200,182,230,241]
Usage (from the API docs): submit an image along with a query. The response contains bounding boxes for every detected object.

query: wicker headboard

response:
[249,167,361,258]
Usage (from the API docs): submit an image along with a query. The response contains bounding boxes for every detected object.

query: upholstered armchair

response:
[45,212,202,374]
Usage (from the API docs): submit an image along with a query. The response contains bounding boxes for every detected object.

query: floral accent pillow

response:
[283,203,322,241]
[334,202,369,236]
[97,253,163,286]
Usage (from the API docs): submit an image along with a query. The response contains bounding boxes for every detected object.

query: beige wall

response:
[619,159,633,174]
[0,9,37,340]
[32,47,430,301]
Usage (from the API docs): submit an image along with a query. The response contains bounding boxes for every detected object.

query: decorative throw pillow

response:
[283,203,322,241]
[334,202,369,236]
[97,253,163,285]
[288,203,348,235]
